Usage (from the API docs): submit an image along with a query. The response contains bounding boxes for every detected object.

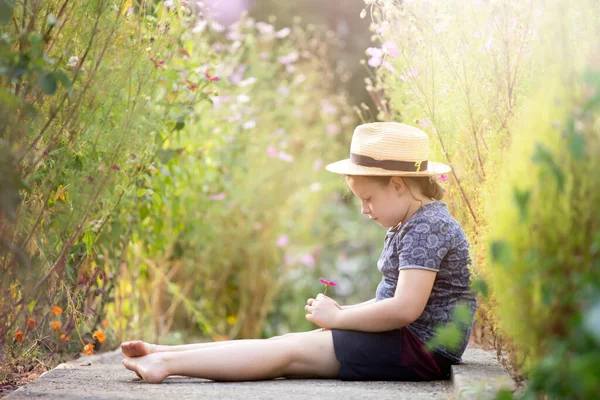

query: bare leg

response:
[121,328,339,383]
[121,328,326,357]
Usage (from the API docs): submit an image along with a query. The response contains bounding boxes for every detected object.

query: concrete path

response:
[6,347,513,400]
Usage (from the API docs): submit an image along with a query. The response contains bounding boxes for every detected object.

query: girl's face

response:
[346,176,412,228]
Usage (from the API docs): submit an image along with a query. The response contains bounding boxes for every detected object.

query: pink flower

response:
[382,40,400,58]
[298,253,316,268]
[210,192,226,201]
[276,235,289,247]
[312,159,323,171]
[440,174,448,182]
[205,72,221,82]
[111,164,120,171]
[267,146,278,158]
[278,151,294,163]
[187,84,198,90]
[318,278,338,295]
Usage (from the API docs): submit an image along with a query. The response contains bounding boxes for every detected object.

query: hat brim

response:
[325,158,451,176]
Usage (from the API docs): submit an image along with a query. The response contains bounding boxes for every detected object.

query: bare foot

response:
[122,354,169,384]
[120,340,155,358]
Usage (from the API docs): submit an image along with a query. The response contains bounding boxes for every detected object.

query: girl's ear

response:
[390,176,406,195]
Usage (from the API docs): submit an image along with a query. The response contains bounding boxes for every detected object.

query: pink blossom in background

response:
[278,151,294,163]
[276,234,289,248]
[210,193,226,201]
[321,102,338,115]
[229,64,248,85]
[278,51,298,65]
[266,146,278,158]
[200,0,252,26]
[327,124,341,136]
[297,253,316,268]
[382,40,400,58]
[418,119,430,128]
[440,174,449,182]
[383,61,395,73]
[205,72,221,82]
[312,159,323,171]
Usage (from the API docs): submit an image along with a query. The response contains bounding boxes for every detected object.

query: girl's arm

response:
[341,298,376,310]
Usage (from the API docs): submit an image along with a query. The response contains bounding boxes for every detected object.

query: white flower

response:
[66,56,79,68]
[279,51,298,65]
[192,20,207,33]
[256,22,275,35]
[239,77,256,87]
[276,27,291,38]
[242,120,256,130]
[237,94,250,103]
[310,182,322,192]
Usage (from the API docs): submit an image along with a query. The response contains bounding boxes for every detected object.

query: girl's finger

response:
[306,298,314,305]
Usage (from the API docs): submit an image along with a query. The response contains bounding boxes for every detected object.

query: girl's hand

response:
[305,293,342,329]
[306,295,342,310]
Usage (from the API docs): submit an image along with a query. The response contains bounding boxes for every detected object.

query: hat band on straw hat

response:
[350,153,429,173]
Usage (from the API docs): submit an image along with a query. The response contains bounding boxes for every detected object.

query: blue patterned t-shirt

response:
[375,200,478,363]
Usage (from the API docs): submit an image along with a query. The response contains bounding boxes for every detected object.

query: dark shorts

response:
[331,327,453,381]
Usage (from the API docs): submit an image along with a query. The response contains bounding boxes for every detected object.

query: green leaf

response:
[157,148,177,164]
[513,188,530,222]
[490,240,512,266]
[39,72,58,95]
[0,0,15,26]
[471,276,489,298]
[54,70,72,92]
[83,230,95,257]
[452,303,472,325]
[569,131,586,161]
[28,300,36,313]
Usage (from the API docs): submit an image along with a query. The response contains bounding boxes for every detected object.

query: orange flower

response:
[60,334,70,342]
[51,321,62,331]
[14,331,24,343]
[82,343,94,355]
[101,320,109,328]
[26,317,36,329]
[52,306,63,315]
[93,330,106,343]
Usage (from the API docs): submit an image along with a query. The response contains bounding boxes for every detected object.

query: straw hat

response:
[325,122,451,176]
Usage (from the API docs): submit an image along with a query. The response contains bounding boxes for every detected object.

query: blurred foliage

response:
[367,0,600,397]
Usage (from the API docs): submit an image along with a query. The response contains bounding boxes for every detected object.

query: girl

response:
[120,122,478,383]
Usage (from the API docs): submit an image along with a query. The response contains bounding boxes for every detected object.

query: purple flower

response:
[440,174,449,182]
[111,164,120,171]
[382,40,400,58]
[278,51,298,65]
[368,56,382,68]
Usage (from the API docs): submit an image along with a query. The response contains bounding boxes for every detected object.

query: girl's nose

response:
[361,203,370,215]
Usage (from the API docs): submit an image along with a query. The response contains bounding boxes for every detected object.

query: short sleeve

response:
[397,218,450,272]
